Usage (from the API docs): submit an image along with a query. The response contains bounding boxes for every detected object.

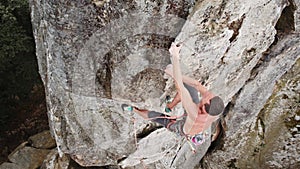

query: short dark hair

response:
[204,96,225,116]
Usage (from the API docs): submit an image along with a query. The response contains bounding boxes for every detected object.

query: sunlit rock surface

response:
[30,0,299,168]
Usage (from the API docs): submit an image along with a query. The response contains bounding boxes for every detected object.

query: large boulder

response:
[29,0,300,168]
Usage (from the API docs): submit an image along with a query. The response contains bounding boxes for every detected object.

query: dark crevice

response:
[136,123,163,139]
[228,14,246,42]
[117,156,127,164]
[221,86,247,131]
[206,120,226,153]
[247,62,262,83]
[218,13,246,64]
[227,158,239,169]
[96,52,113,99]
[275,0,296,35]
[248,0,296,84]
[223,101,235,117]
[268,0,295,49]
[103,53,113,99]
[170,141,184,168]
[230,86,243,109]
[219,46,229,65]
[216,0,228,19]
[264,0,296,53]
[206,101,233,154]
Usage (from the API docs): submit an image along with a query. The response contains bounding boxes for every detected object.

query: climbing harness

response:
[184,129,210,153]
[191,130,210,146]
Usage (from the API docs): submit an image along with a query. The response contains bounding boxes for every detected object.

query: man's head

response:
[204,96,225,116]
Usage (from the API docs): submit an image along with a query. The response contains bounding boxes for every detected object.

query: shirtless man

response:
[122,43,224,145]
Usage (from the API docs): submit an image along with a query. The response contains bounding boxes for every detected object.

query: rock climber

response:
[122,43,225,145]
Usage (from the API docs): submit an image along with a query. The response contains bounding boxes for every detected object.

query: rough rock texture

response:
[0,130,92,169]
[3,142,50,169]
[0,130,56,169]
[28,130,56,149]
[0,162,23,169]
[29,0,299,168]
[41,149,70,169]
[202,58,300,169]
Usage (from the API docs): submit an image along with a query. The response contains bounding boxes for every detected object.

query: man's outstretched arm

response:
[169,43,199,123]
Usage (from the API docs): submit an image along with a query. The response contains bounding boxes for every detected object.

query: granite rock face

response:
[29,0,300,168]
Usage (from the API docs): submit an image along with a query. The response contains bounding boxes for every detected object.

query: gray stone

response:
[8,144,51,169]
[29,0,300,168]
[202,58,300,169]
[29,0,194,167]
[28,130,56,149]
[41,149,70,169]
[0,162,22,169]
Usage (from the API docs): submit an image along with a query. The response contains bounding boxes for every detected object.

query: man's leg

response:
[166,92,181,110]
[134,106,185,136]
[123,104,186,136]
[132,107,150,119]
[130,106,174,128]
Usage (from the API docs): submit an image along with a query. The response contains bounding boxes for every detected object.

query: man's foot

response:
[165,95,172,103]
[121,104,133,112]
[165,95,172,113]
[165,107,172,113]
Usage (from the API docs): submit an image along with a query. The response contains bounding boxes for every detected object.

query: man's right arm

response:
[169,43,199,123]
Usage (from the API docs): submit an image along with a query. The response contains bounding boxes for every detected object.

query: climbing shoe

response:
[121,104,133,112]
[165,95,172,103]
[165,107,172,113]
[165,95,172,113]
